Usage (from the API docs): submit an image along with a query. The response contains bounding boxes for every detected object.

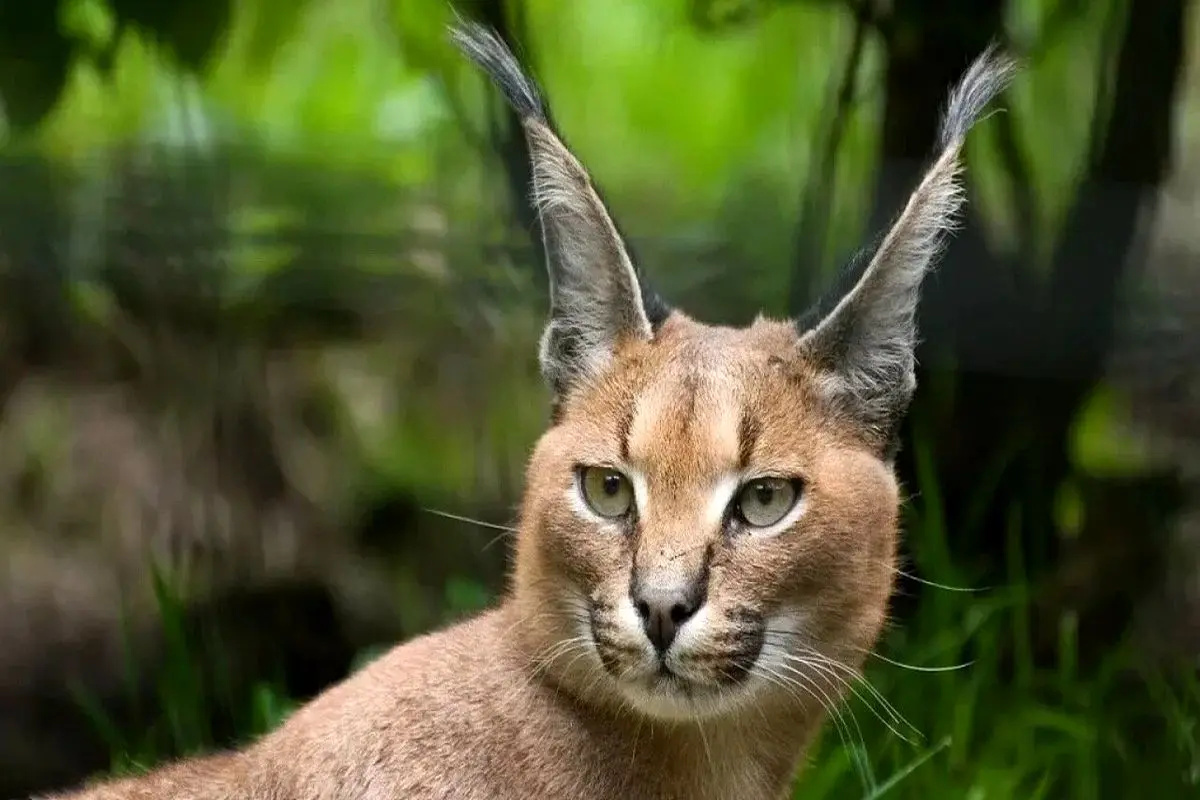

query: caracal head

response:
[452,22,1017,722]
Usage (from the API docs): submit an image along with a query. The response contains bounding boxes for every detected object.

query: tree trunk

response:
[865,0,1187,663]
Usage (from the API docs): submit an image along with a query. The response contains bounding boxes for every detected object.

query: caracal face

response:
[522,314,900,721]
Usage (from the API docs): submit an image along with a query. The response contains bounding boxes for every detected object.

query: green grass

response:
[70,563,302,778]
[790,576,1200,799]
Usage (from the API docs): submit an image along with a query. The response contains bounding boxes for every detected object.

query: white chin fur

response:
[615,676,750,722]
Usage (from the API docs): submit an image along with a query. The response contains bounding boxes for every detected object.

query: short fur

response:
[42,22,1017,800]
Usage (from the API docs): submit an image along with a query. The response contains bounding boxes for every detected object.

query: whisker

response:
[869,650,975,673]
[695,716,716,784]
[501,610,562,645]
[891,565,989,593]
[784,643,917,735]
[546,640,603,708]
[422,507,519,550]
[624,714,644,795]
[782,656,919,747]
[784,655,895,725]
[774,658,900,753]
[530,635,593,675]
[422,507,518,532]
[759,629,922,746]
[754,663,871,789]
[753,664,830,731]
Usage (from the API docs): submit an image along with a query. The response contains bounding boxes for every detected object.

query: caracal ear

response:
[450,21,669,405]
[796,45,1020,452]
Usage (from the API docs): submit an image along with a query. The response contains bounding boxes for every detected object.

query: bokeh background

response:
[0,0,1198,797]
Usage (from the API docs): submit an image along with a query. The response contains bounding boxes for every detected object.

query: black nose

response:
[632,585,703,655]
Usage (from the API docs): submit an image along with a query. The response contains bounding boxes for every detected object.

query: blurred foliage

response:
[0,0,1152,353]
[0,0,1196,798]
[0,0,1139,303]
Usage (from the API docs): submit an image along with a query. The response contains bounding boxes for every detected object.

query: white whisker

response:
[782,656,919,747]
[870,650,975,673]
[787,643,918,736]
[422,507,519,550]
[752,662,872,789]
[891,565,988,593]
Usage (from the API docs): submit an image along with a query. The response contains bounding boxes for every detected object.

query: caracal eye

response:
[735,477,800,528]
[578,466,635,519]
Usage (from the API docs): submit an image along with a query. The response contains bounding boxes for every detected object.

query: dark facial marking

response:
[617,401,635,462]
[717,607,767,684]
[725,628,765,682]
[679,367,699,434]
[589,601,642,675]
[737,409,761,470]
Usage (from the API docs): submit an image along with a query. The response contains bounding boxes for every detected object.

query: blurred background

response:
[0,0,1197,797]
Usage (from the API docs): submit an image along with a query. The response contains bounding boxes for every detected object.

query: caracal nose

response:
[632,584,703,655]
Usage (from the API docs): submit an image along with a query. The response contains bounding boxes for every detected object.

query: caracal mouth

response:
[591,643,765,721]
[583,597,770,720]
[614,665,754,721]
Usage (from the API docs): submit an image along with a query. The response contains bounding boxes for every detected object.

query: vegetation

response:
[0,0,1196,798]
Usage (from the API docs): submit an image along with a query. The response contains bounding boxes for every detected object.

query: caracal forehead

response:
[596,316,809,476]
[625,352,742,477]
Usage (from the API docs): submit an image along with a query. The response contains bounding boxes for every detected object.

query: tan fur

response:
[41,25,1017,800]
